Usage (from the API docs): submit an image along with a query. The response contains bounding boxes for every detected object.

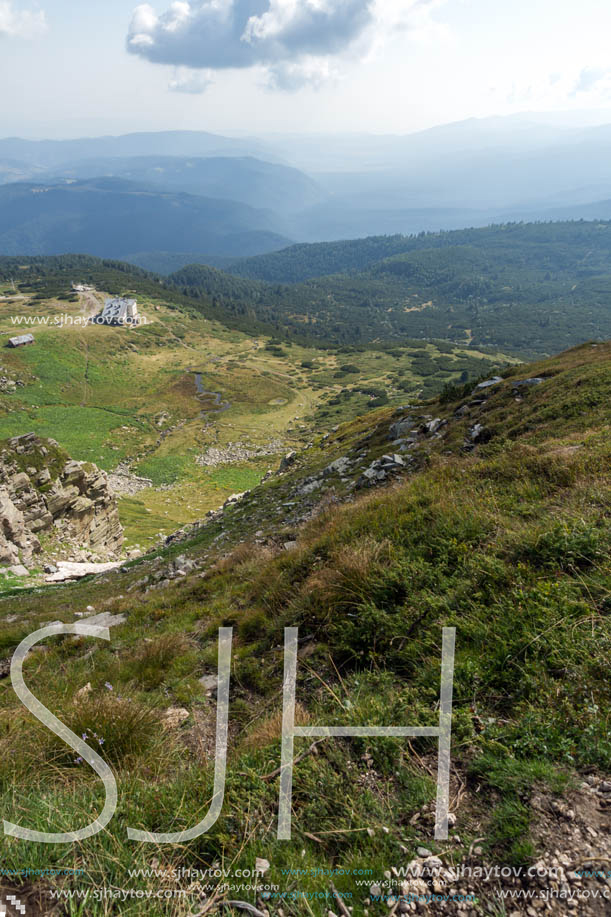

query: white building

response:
[100,298,139,326]
[8,333,35,348]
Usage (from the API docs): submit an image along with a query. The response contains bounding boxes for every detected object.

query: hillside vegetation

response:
[225,221,611,283]
[172,222,611,356]
[0,341,608,914]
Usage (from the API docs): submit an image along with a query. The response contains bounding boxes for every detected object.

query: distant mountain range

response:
[5,117,611,264]
[0,178,292,259]
[39,155,326,216]
[0,130,278,169]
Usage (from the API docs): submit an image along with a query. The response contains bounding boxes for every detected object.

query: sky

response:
[2,0,611,138]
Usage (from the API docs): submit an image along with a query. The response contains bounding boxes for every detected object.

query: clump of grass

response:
[0,695,163,779]
[60,694,162,767]
[120,632,197,689]
[240,703,310,752]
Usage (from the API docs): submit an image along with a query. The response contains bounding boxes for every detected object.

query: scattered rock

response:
[200,675,218,695]
[107,463,153,496]
[423,418,444,435]
[8,564,29,577]
[389,417,414,440]
[224,492,248,508]
[74,683,92,704]
[474,376,503,390]
[323,456,352,477]
[45,561,122,583]
[197,440,283,467]
[512,377,544,388]
[467,423,492,445]
[162,707,190,729]
[357,453,408,489]
[279,451,297,471]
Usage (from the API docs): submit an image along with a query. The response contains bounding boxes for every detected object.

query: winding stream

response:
[193,372,231,414]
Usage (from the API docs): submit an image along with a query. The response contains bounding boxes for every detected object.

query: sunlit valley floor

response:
[0,281,510,556]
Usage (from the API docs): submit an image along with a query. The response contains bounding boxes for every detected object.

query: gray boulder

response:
[323,456,352,477]
[474,376,503,391]
[389,417,414,440]
[468,424,492,444]
[279,451,297,471]
[512,377,544,388]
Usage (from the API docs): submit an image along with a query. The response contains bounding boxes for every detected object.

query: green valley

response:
[0,266,507,550]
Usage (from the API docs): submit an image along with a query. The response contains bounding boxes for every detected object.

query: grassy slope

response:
[0,341,608,914]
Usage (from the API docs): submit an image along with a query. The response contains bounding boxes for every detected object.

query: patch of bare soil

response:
[0,884,62,917]
[392,774,611,915]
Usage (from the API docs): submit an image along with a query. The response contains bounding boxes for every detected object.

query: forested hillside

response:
[4,217,611,359]
[226,220,611,282]
[171,221,611,356]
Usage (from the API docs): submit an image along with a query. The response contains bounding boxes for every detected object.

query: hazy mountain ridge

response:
[6,117,611,257]
[37,155,327,216]
[0,177,293,259]
[0,130,279,168]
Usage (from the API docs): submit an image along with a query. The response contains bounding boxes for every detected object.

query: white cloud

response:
[0,0,46,38]
[127,0,444,89]
[502,65,611,109]
[572,66,611,99]
[168,65,214,92]
[266,55,341,91]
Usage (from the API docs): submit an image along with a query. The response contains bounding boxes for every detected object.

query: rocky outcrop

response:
[0,486,36,567]
[0,433,123,571]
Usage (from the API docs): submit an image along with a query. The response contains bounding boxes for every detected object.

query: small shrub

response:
[515,521,606,571]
